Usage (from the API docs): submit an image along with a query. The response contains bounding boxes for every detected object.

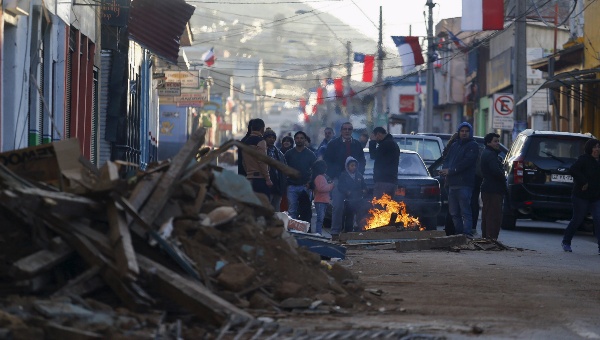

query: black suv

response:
[502,129,594,230]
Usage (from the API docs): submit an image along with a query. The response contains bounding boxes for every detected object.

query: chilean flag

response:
[202,47,216,67]
[461,0,504,31]
[351,52,374,82]
[447,30,469,53]
[391,36,424,72]
[334,78,343,99]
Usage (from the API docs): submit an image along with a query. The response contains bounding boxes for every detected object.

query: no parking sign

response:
[492,93,514,130]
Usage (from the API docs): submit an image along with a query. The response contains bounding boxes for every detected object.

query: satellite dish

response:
[530,0,578,28]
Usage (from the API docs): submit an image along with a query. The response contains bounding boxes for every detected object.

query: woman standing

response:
[561,139,600,254]
[279,135,294,154]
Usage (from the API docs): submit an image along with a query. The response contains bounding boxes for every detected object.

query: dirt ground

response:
[277,245,600,339]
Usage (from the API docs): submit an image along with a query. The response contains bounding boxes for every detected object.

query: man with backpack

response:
[439,122,479,237]
[242,119,272,198]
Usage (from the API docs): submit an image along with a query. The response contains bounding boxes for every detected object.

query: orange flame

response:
[365,194,423,230]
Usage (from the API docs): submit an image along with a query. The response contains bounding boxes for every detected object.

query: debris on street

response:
[0,128,367,338]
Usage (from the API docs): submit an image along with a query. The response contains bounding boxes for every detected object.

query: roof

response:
[518,129,595,139]
[516,68,600,106]
[128,0,195,64]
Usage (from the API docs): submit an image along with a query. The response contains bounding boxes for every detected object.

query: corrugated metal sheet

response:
[99,50,113,167]
[128,0,195,64]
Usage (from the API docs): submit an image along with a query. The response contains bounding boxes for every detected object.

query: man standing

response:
[439,122,479,237]
[368,126,400,198]
[359,133,369,148]
[284,131,317,219]
[242,119,272,198]
[480,133,506,240]
[324,122,366,239]
[264,128,287,211]
[316,127,335,159]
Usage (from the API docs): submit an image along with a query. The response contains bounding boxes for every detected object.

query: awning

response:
[516,68,600,106]
[128,0,195,64]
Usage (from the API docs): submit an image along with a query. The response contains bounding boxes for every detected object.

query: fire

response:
[365,194,423,230]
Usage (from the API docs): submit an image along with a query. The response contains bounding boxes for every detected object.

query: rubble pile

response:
[0,128,366,339]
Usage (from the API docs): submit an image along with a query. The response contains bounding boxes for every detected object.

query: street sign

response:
[157,82,181,96]
[492,93,514,130]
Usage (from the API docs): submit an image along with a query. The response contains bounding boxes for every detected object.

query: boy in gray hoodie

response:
[337,157,369,233]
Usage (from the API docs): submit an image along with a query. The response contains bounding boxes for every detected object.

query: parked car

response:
[417,132,509,159]
[391,134,444,168]
[502,129,595,230]
[363,149,441,230]
[419,132,510,225]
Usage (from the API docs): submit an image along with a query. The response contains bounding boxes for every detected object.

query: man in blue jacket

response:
[439,122,479,237]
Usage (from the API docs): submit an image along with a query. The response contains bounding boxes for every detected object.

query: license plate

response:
[551,174,573,183]
[395,187,406,196]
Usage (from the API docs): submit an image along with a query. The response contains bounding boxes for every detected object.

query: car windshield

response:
[524,136,587,162]
[394,138,442,161]
[365,152,429,176]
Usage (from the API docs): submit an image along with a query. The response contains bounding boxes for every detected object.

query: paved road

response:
[285,215,600,339]
[483,218,599,255]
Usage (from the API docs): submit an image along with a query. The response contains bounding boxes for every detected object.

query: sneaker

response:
[561,242,572,252]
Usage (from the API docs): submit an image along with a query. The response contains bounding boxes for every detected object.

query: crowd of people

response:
[236,118,600,252]
[238,119,373,240]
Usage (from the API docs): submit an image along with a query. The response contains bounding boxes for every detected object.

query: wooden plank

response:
[43,214,149,310]
[136,127,206,230]
[125,172,162,237]
[340,230,446,241]
[107,200,139,278]
[137,255,253,326]
[51,266,104,298]
[192,183,207,213]
[395,235,468,252]
[44,322,103,340]
[10,237,74,278]
[181,139,301,182]
[0,186,102,217]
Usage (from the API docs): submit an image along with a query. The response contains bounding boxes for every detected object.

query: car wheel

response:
[420,216,438,230]
[501,211,517,230]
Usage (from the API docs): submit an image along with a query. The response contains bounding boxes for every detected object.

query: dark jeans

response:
[250,178,270,199]
[481,192,504,239]
[562,195,600,246]
[343,198,370,232]
[448,187,473,236]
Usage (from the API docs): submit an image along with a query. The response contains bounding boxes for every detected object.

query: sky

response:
[309,0,463,49]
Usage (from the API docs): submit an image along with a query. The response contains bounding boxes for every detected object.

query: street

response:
[279,218,600,339]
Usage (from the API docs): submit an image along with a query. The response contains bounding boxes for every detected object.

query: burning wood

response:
[365,194,423,231]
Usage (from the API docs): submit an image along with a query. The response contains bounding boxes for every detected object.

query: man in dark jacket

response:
[323,122,366,239]
[285,131,317,220]
[242,119,272,198]
[369,126,400,198]
[480,132,506,240]
[440,122,479,237]
[238,119,255,176]
[316,127,335,159]
[264,128,287,211]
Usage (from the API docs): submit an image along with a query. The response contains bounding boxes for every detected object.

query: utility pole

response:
[425,0,435,133]
[514,0,527,134]
[346,41,352,118]
[375,6,384,132]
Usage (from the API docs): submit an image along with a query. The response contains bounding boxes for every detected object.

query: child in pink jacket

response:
[311,160,334,236]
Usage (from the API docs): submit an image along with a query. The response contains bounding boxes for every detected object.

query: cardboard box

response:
[0,139,88,191]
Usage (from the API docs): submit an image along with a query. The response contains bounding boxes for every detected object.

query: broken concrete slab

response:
[340,230,446,242]
[395,234,468,252]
